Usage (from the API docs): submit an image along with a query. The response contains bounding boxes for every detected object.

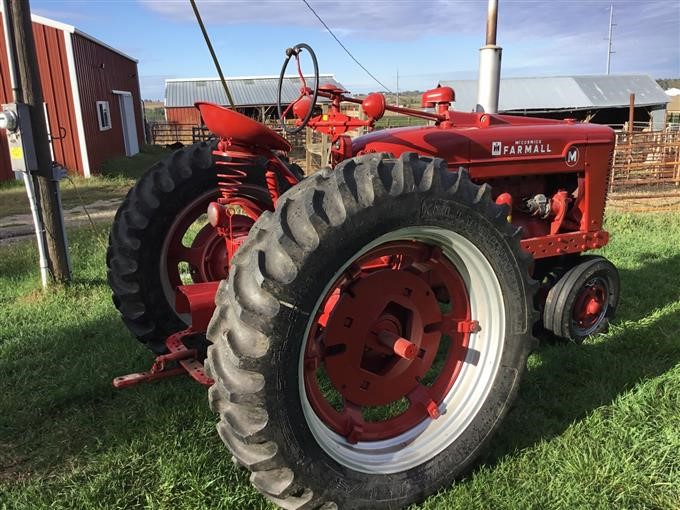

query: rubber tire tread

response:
[543,255,619,342]
[107,140,274,354]
[205,152,539,509]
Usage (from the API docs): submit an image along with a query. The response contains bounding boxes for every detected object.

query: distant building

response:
[164,75,345,125]
[438,75,669,129]
[667,89,680,127]
[0,13,143,182]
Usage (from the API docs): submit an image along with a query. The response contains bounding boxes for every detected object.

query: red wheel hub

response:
[163,191,264,301]
[166,208,253,287]
[303,241,475,443]
[572,278,608,330]
[323,268,440,407]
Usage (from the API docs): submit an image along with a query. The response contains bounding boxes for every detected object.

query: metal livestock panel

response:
[71,33,143,174]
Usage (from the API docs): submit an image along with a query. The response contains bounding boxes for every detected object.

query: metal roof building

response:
[164,75,344,125]
[439,75,669,128]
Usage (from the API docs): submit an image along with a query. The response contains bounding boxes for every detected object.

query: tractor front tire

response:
[206,153,538,509]
[543,255,620,342]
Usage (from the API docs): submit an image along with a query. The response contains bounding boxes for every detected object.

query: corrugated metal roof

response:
[438,75,669,113]
[165,75,344,108]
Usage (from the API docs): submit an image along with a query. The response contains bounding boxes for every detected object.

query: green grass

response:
[375,115,429,130]
[101,145,170,180]
[0,176,133,220]
[1,212,679,509]
[0,146,169,220]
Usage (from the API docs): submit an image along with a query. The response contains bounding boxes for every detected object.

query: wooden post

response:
[305,127,312,174]
[675,131,680,187]
[628,93,635,134]
[8,0,70,283]
[625,93,635,182]
[320,104,329,167]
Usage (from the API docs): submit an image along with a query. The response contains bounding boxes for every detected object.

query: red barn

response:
[0,12,143,182]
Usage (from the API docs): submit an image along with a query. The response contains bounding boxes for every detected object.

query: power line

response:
[301,0,393,93]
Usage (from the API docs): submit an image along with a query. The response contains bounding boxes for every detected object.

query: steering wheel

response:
[277,43,319,135]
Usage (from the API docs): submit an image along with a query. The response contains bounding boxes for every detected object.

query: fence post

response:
[305,127,312,174]
[675,131,680,187]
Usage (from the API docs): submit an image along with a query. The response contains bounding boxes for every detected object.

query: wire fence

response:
[607,129,680,212]
[610,130,680,192]
[148,123,210,146]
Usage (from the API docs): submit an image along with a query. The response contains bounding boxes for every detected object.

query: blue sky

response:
[30,0,680,99]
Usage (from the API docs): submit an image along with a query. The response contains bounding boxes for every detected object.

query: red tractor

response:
[108,44,619,509]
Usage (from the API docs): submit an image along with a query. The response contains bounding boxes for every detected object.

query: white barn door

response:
[114,91,139,156]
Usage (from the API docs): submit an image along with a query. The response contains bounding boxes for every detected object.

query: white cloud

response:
[138,0,679,77]
[138,0,483,40]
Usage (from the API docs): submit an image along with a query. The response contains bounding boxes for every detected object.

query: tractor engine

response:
[350,94,615,260]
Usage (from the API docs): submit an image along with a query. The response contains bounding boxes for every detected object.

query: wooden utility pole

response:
[7,0,71,283]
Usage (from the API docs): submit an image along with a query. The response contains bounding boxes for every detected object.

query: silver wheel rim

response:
[298,226,506,474]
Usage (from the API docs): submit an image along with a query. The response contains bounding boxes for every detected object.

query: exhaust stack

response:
[476,0,502,113]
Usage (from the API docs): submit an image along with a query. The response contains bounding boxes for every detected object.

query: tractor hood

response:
[351,113,615,171]
[352,125,471,166]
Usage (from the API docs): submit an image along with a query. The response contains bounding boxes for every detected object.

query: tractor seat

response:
[318,83,347,95]
[195,102,291,152]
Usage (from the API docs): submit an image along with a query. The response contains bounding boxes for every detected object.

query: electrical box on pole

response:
[2,0,71,284]
[1,103,38,173]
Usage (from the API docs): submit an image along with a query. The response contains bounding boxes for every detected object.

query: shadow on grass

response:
[0,313,210,477]
[0,308,262,508]
[71,276,109,288]
[0,242,39,283]
[3,250,679,497]
[486,253,680,464]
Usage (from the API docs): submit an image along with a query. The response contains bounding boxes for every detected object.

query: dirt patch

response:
[0,198,122,246]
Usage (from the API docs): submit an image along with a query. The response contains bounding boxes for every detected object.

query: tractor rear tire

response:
[107,141,288,354]
[205,153,538,509]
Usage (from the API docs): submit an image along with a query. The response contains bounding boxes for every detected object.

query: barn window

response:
[96,101,111,131]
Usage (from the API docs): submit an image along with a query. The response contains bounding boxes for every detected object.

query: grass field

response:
[0,176,133,220]
[375,115,429,129]
[0,146,169,221]
[1,211,679,509]
[100,145,170,180]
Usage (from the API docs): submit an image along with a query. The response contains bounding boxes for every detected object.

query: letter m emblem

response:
[566,146,579,166]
